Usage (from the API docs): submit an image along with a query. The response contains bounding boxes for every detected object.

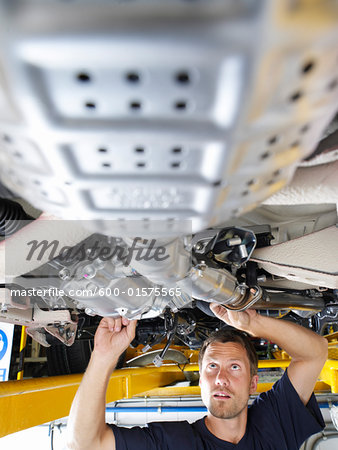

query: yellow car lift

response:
[1,336,338,439]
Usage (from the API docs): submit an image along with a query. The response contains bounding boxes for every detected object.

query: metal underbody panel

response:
[0,1,337,236]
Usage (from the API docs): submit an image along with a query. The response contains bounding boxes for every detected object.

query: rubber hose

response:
[0,198,33,236]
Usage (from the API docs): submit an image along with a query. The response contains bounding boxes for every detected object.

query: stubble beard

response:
[207,385,251,420]
[208,397,249,420]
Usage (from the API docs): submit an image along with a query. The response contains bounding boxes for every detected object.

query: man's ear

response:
[249,375,258,394]
[199,365,203,387]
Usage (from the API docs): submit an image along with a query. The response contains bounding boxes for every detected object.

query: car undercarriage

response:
[0,0,338,375]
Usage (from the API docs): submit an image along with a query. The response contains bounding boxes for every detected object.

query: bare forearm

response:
[210,304,327,363]
[247,314,327,363]
[247,313,328,403]
[66,352,118,450]
[66,317,136,449]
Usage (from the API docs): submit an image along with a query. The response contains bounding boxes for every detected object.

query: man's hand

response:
[93,316,137,360]
[210,303,259,335]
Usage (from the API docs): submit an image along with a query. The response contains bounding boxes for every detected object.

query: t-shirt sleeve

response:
[109,423,161,450]
[108,420,195,450]
[252,369,325,448]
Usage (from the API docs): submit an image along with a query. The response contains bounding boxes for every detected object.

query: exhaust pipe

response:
[181,265,324,312]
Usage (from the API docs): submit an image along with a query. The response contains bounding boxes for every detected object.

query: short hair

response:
[198,328,258,377]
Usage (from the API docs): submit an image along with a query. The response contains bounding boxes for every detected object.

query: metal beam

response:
[320,359,338,394]
[0,359,336,438]
[0,365,185,438]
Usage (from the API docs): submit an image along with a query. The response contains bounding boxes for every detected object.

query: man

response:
[67,304,328,449]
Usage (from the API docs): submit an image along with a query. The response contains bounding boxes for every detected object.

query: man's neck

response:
[204,410,248,444]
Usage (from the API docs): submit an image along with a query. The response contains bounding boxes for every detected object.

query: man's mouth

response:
[213,392,231,399]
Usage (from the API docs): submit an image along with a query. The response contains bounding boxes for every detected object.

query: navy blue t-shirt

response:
[109,371,324,449]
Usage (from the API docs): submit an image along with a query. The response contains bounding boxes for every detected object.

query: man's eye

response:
[231,364,240,370]
[208,363,217,369]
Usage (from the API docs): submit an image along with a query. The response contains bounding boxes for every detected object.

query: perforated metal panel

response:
[0,0,338,235]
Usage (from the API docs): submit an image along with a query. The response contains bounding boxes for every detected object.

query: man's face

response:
[199,341,258,420]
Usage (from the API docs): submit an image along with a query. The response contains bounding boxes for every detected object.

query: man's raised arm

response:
[210,304,328,405]
[66,317,137,450]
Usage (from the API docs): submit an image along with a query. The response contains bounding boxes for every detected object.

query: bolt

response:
[238,285,247,295]
[83,265,96,279]
[66,329,75,339]
[195,242,203,251]
[59,268,70,280]
[85,308,96,316]
[226,237,242,246]
[238,244,248,259]
[257,275,267,282]
[117,307,127,316]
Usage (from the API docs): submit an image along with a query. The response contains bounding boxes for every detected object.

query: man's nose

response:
[215,369,230,386]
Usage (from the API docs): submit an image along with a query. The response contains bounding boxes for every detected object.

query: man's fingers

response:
[98,317,122,332]
[126,319,137,338]
[98,316,136,334]
[113,317,122,332]
[98,317,114,329]
[209,303,243,327]
[210,303,229,322]
[122,316,129,327]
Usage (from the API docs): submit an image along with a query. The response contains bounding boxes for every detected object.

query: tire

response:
[46,339,93,375]
[46,339,126,376]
